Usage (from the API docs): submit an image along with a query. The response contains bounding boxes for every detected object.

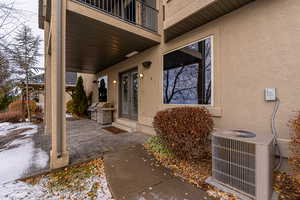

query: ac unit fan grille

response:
[212,136,256,197]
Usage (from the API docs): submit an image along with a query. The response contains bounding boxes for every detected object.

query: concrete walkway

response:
[104,145,214,200]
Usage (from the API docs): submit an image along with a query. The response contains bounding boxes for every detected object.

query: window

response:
[66,72,77,85]
[163,37,212,105]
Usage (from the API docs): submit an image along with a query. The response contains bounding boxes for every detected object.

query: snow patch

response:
[0,122,37,137]
[0,181,46,200]
[0,122,11,131]
[0,122,49,184]
[34,147,49,169]
[0,142,33,184]
[0,176,113,200]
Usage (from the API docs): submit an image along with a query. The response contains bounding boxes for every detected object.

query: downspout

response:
[56,0,63,156]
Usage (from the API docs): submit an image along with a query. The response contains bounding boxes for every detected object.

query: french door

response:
[119,68,138,120]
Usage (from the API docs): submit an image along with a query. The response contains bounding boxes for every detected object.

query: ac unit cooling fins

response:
[207,130,274,200]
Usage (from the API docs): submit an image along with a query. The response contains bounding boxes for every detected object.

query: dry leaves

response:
[24,159,105,199]
[144,142,237,200]
[273,171,300,200]
[289,112,300,172]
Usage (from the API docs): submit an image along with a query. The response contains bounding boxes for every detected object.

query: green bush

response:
[0,94,14,112]
[66,100,74,114]
[145,136,174,157]
[153,107,214,161]
[72,76,88,116]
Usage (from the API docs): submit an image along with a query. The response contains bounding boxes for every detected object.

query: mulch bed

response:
[102,126,127,134]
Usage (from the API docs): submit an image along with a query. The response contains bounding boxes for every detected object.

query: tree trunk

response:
[26,75,31,122]
[21,90,25,122]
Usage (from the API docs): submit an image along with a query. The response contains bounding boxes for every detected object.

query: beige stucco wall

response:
[78,73,98,102]
[38,92,45,109]
[40,91,71,111]
[96,0,300,156]
[164,0,215,29]
[39,73,96,111]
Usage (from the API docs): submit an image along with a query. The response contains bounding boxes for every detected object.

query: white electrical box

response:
[265,88,276,101]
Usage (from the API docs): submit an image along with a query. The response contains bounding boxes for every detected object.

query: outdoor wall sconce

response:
[113,80,117,84]
[139,73,144,79]
[142,61,152,69]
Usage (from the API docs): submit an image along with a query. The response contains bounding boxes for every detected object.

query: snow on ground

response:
[0,122,49,184]
[0,157,113,200]
[0,122,113,199]
[0,123,11,136]
[0,122,37,137]
[0,176,113,200]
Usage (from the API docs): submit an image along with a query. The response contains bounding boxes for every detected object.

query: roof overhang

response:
[164,0,255,42]
[65,1,160,74]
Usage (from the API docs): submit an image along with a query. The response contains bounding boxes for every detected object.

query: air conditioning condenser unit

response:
[207,130,274,200]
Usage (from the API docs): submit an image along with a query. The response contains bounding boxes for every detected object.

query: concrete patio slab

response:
[104,145,214,200]
[67,119,149,163]
[2,119,149,181]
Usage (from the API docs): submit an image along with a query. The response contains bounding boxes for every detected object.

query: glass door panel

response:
[120,73,129,117]
[131,71,138,120]
[119,68,138,120]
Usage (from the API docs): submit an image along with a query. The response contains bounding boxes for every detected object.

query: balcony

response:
[39,0,160,73]
[74,0,158,32]
[63,0,160,73]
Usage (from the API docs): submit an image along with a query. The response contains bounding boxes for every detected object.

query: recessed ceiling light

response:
[126,51,139,58]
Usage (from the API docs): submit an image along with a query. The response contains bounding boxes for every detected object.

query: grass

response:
[144,136,212,189]
[144,136,174,158]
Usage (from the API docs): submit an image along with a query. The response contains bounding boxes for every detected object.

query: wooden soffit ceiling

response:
[66,11,159,74]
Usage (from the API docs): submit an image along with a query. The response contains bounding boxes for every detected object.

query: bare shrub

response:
[0,111,22,122]
[153,107,214,161]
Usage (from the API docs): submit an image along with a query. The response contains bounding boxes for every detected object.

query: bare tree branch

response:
[5,25,42,121]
